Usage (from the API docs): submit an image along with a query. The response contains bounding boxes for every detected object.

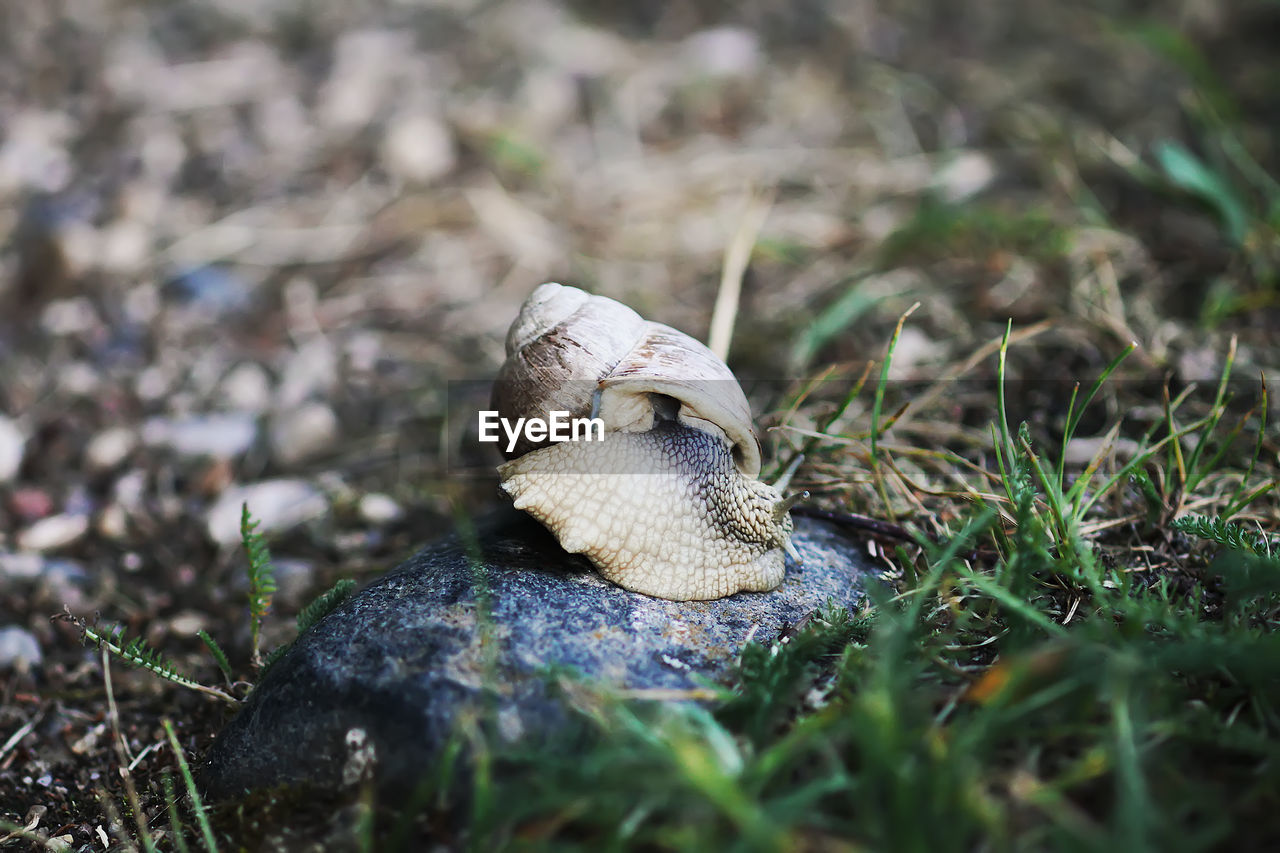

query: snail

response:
[490,282,802,601]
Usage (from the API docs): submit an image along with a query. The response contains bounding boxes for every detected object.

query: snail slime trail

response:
[478,410,605,454]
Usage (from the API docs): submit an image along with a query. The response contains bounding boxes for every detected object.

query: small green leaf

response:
[296,578,357,634]
[197,630,233,686]
[791,273,882,369]
[1154,139,1250,245]
[240,503,277,668]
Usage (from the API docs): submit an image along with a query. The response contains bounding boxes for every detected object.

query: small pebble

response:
[169,611,210,637]
[85,427,138,472]
[932,151,996,202]
[381,112,456,184]
[41,297,100,336]
[0,552,45,580]
[8,488,54,522]
[98,219,151,274]
[113,470,147,510]
[0,114,74,193]
[17,513,89,552]
[0,626,43,672]
[206,479,328,546]
[269,403,339,466]
[358,493,403,525]
[0,416,25,482]
[97,503,129,540]
[134,365,173,401]
[221,362,273,413]
[57,361,102,396]
[142,413,258,459]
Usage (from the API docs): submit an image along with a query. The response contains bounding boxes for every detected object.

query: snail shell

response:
[491,282,797,601]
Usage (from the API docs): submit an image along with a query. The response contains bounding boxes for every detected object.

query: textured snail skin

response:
[498,421,791,601]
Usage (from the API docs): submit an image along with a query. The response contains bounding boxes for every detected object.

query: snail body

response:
[492,282,798,601]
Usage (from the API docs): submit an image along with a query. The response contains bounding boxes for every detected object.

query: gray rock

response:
[199,510,873,799]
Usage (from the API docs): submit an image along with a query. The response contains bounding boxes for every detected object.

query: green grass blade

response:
[1155,139,1250,245]
[197,631,232,687]
[1183,335,1237,489]
[956,568,1068,639]
[161,771,192,853]
[870,302,920,522]
[163,719,218,853]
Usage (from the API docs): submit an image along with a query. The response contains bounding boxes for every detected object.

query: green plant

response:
[164,719,219,853]
[240,503,277,669]
[72,504,358,701]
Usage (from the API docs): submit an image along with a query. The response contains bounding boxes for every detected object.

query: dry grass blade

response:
[0,713,41,765]
[708,189,774,362]
[101,648,157,853]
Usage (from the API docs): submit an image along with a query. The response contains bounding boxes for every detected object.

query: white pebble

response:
[97,503,129,540]
[220,362,273,412]
[358,493,403,525]
[168,611,209,637]
[41,297,100,336]
[0,626,42,672]
[98,219,151,274]
[0,416,24,482]
[113,470,147,511]
[0,552,45,580]
[206,479,328,547]
[143,413,258,459]
[932,151,996,203]
[134,365,173,401]
[85,427,138,472]
[381,112,456,184]
[270,403,339,466]
[58,362,101,396]
[18,514,89,552]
